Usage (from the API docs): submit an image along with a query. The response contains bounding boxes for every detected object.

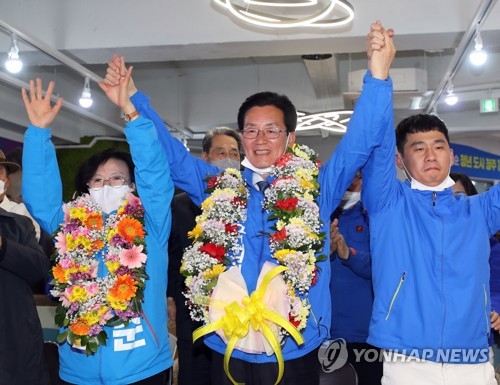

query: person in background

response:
[0,208,50,385]
[450,172,500,366]
[168,126,242,385]
[0,149,40,240]
[21,63,174,384]
[330,171,382,385]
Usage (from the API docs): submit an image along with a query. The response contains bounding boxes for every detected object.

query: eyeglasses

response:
[241,127,286,139]
[87,176,130,190]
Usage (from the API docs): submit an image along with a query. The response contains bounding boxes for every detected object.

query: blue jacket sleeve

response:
[124,116,174,246]
[319,72,394,215]
[479,184,499,237]
[22,126,64,234]
[339,249,372,280]
[360,79,398,215]
[130,91,217,206]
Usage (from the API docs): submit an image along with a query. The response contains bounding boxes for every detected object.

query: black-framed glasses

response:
[241,127,286,139]
[87,176,130,191]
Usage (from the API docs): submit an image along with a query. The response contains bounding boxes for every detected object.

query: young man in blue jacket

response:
[362,22,499,385]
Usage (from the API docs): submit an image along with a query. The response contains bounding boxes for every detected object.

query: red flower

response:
[270,228,287,242]
[275,197,298,211]
[311,268,319,286]
[225,223,238,234]
[206,177,218,189]
[233,197,245,206]
[275,153,293,167]
[199,243,226,262]
[315,159,322,168]
[289,314,301,328]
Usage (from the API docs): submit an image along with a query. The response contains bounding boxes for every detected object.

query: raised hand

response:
[103,54,138,97]
[366,20,396,80]
[21,78,63,128]
[99,56,136,114]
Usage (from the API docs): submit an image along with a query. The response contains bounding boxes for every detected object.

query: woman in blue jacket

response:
[21,63,174,384]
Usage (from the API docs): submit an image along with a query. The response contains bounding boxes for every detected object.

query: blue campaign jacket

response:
[362,102,500,363]
[330,202,373,343]
[131,72,393,363]
[22,116,174,384]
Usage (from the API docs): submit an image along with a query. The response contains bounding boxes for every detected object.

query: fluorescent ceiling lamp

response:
[5,33,23,74]
[297,110,353,133]
[244,0,318,7]
[214,0,354,28]
[79,77,93,108]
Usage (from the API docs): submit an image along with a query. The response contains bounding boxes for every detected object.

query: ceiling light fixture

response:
[469,27,488,66]
[296,110,353,133]
[79,77,93,108]
[214,0,354,28]
[444,83,458,106]
[5,33,23,74]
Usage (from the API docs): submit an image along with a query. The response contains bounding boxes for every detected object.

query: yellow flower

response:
[201,196,214,211]
[76,234,92,250]
[188,224,203,240]
[274,249,296,262]
[203,264,226,280]
[107,228,118,242]
[289,217,305,227]
[106,294,128,310]
[276,220,286,231]
[106,261,120,275]
[66,234,77,251]
[68,286,88,303]
[81,306,109,325]
[69,207,88,222]
[303,191,314,201]
[300,179,314,190]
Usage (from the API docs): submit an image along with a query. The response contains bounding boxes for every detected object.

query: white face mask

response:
[210,158,241,170]
[0,179,5,195]
[397,152,455,192]
[339,191,361,211]
[89,185,130,214]
[241,133,290,175]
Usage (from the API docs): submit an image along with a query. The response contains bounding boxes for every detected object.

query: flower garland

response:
[50,192,148,355]
[181,143,325,339]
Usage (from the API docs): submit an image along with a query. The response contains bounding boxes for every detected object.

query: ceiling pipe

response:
[425,0,498,113]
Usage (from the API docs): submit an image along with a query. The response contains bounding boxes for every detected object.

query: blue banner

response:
[451,143,500,180]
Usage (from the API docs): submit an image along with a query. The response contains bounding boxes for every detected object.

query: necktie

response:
[257,181,269,193]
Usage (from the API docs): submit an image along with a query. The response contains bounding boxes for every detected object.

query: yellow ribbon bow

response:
[193,264,304,385]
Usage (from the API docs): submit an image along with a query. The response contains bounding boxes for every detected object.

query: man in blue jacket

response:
[362,23,499,385]
[103,21,396,384]
[330,173,382,385]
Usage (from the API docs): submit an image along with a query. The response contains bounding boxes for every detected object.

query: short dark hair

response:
[396,114,450,155]
[75,148,135,196]
[237,91,297,134]
[450,172,478,196]
[202,127,242,154]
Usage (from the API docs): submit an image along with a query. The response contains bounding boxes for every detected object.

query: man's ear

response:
[201,152,209,162]
[449,148,454,167]
[395,153,405,170]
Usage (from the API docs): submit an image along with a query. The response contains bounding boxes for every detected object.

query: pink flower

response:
[125,193,141,208]
[119,245,147,269]
[55,232,67,253]
[87,283,99,295]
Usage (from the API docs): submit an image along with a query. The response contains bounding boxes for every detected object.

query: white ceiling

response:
[0,0,499,157]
